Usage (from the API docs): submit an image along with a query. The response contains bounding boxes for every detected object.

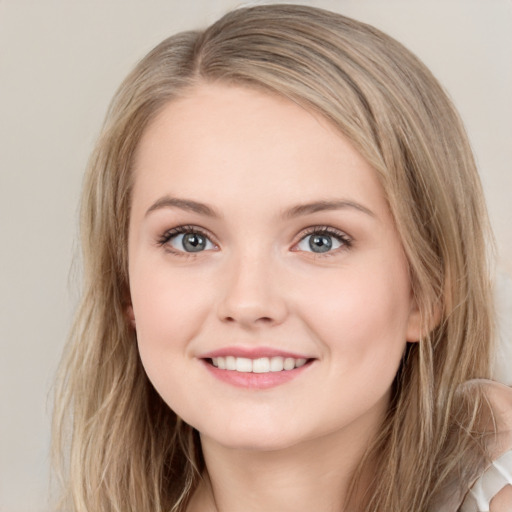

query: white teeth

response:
[210,356,309,373]
[270,356,284,372]
[235,357,252,372]
[253,358,270,373]
[283,357,295,370]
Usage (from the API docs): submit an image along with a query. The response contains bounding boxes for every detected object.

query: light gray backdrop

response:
[1,1,511,510]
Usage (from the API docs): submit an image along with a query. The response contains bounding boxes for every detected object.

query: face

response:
[128,83,420,451]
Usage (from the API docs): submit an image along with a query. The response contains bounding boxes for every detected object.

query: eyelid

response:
[157,225,219,255]
[156,224,352,257]
[292,225,353,255]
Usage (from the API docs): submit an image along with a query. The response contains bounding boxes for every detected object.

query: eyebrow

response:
[145,196,221,218]
[283,199,375,219]
[145,195,375,219]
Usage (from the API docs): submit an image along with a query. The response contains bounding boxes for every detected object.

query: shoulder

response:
[460,381,512,512]
[489,484,512,512]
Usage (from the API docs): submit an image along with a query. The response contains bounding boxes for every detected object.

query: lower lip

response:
[201,359,313,389]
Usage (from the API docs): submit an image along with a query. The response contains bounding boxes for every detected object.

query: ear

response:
[125,304,136,329]
[405,303,422,342]
[405,299,441,342]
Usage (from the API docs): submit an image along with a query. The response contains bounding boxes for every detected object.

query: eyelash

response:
[297,226,353,257]
[157,225,215,256]
[156,225,353,257]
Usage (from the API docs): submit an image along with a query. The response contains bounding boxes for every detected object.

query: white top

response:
[460,450,512,511]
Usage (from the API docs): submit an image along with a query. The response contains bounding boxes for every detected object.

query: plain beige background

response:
[1,1,511,510]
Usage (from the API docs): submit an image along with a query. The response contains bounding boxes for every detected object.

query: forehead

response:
[131,83,388,218]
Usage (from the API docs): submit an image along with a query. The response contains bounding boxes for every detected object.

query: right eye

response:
[158,226,216,254]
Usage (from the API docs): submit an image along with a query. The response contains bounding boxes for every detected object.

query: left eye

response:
[167,232,215,253]
[296,232,346,253]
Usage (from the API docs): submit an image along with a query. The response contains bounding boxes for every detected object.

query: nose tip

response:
[216,258,288,328]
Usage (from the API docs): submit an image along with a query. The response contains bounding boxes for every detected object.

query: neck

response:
[188,419,380,512]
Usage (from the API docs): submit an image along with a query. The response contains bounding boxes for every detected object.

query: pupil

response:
[183,233,206,252]
[310,235,332,253]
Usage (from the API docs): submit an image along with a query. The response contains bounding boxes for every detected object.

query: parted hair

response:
[52,4,495,511]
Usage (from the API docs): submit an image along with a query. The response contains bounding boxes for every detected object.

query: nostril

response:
[222,315,275,324]
[217,295,288,327]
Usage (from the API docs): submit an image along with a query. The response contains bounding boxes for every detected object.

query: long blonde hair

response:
[52,4,495,511]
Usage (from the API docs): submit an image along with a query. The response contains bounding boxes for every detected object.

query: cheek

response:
[297,264,410,421]
[300,261,411,361]
[130,266,213,363]
[131,268,212,414]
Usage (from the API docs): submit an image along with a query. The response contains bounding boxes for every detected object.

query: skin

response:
[128,83,421,511]
[486,383,512,512]
[490,486,512,512]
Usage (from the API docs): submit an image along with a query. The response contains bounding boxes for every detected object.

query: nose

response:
[216,252,288,328]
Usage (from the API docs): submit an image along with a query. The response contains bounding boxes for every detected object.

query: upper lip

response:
[198,346,314,360]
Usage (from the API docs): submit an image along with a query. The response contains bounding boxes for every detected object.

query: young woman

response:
[52,4,512,511]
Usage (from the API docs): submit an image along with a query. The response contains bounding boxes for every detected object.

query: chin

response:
[198,420,312,452]
[210,436,300,452]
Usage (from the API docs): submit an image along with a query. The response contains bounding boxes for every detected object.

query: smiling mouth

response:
[207,356,311,373]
